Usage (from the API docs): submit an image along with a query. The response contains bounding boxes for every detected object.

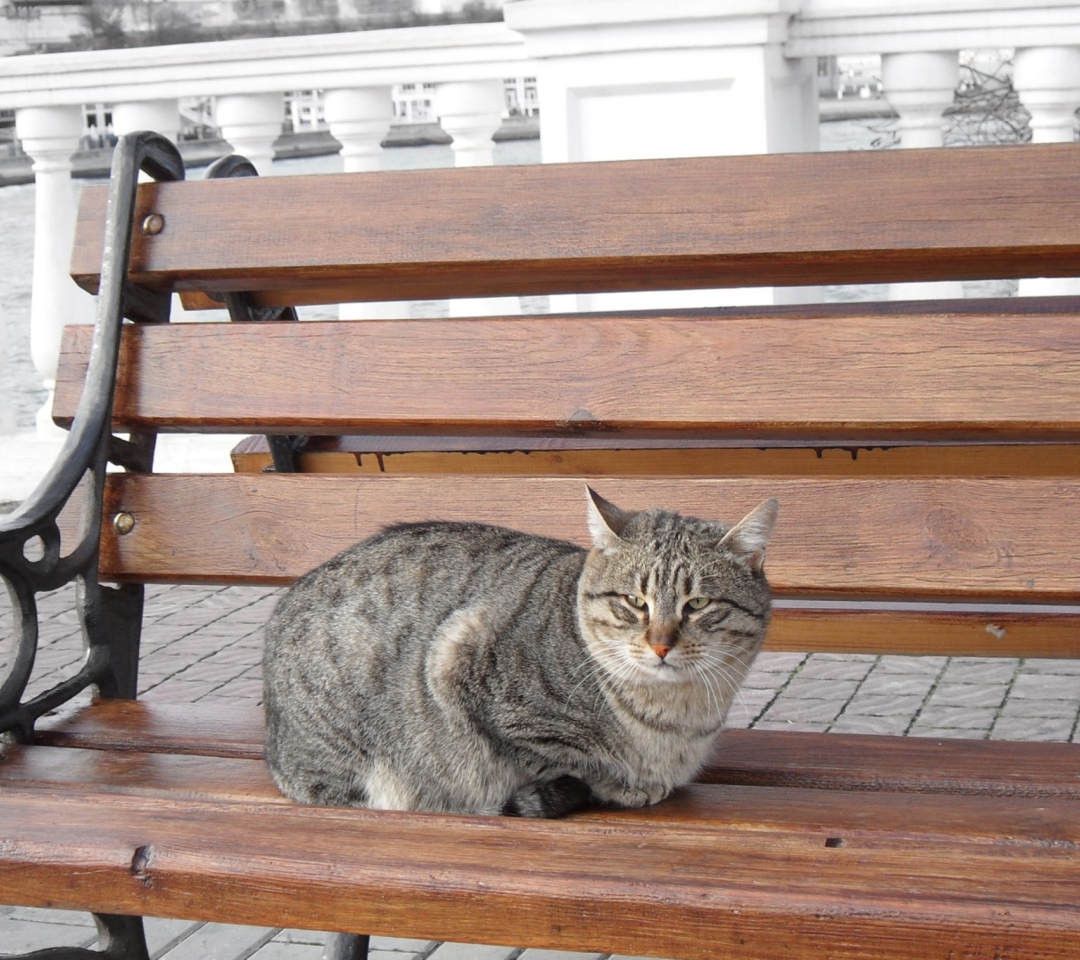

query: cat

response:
[263,487,777,818]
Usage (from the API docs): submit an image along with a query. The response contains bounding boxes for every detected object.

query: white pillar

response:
[1014,46,1080,143]
[215,93,284,176]
[15,105,97,436]
[1014,47,1080,297]
[881,51,958,149]
[881,51,963,301]
[435,80,504,167]
[505,0,820,309]
[325,87,402,319]
[324,87,393,173]
[434,80,520,317]
[111,98,181,142]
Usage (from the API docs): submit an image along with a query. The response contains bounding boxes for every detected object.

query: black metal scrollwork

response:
[0,131,184,742]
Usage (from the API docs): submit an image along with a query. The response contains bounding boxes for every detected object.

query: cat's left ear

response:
[718,498,779,573]
[586,486,632,549]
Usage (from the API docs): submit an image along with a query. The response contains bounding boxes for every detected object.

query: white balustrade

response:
[6,4,1080,440]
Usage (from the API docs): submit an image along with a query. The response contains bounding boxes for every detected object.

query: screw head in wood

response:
[142,213,165,236]
[113,512,136,536]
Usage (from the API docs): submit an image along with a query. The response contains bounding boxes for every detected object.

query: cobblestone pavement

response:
[3,582,1079,959]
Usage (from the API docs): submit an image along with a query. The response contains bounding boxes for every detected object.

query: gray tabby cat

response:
[263,488,777,818]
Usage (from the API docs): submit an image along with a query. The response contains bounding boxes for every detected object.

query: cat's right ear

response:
[586,486,630,549]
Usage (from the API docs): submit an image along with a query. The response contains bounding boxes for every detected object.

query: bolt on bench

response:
[2,131,1080,960]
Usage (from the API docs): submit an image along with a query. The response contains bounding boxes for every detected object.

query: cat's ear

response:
[718,498,778,573]
[586,486,631,549]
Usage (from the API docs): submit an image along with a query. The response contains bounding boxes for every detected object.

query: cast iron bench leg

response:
[323,933,369,960]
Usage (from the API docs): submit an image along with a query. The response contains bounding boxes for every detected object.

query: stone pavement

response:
[3,581,1080,959]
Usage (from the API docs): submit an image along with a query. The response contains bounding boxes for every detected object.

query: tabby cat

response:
[263,488,777,818]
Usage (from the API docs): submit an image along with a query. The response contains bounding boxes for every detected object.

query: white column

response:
[111,98,181,143]
[15,105,97,436]
[881,51,958,149]
[1014,46,1080,144]
[505,0,820,309]
[324,87,393,174]
[435,80,504,167]
[325,87,404,320]
[881,51,963,301]
[215,93,284,176]
[1014,47,1080,297]
[435,80,519,317]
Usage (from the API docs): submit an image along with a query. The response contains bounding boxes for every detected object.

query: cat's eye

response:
[624,595,647,609]
[686,597,711,611]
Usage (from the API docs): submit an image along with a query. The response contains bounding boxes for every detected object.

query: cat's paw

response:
[591,781,669,809]
[501,775,593,818]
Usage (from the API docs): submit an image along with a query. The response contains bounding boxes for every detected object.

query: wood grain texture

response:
[32,700,1080,798]
[1,786,1079,959]
[70,144,1080,304]
[98,472,1080,602]
[53,313,1080,442]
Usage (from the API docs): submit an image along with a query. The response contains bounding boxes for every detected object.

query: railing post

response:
[1014,46,1080,296]
[436,79,504,167]
[215,93,284,176]
[324,87,394,174]
[881,51,964,301]
[111,99,181,144]
[1013,46,1080,144]
[436,80,520,317]
[15,104,97,437]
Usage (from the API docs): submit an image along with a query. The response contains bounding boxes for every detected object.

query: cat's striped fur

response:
[263,488,777,817]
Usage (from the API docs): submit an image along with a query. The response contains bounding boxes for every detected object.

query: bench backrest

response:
[59,142,1080,660]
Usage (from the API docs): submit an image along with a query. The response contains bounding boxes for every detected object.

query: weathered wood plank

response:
[70,145,1080,304]
[1,788,1078,960]
[54,313,1080,443]
[98,473,1080,601]
[32,700,1080,798]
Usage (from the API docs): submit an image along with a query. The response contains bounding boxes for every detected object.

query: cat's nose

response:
[648,624,678,660]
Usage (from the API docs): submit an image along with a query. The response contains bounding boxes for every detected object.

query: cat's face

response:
[577,489,777,693]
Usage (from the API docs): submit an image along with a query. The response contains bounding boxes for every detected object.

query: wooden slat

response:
[36,700,265,759]
[231,435,1080,477]
[32,700,1080,798]
[0,744,284,804]
[70,144,1080,304]
[2,742,1077,829]
[2,787,1079,959]
[765,607,1080,658]
[99,473,1080,602]
[54,313,1080,442]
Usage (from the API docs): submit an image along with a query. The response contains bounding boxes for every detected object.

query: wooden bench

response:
[1,130,1079,960]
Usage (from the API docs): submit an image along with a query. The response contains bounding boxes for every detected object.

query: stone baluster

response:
[324,87,393,174]
[111,99,181,144]
[881,51,959,149]
[1013,47,1080,296]
[1013,47,1080,143]
[881,51,963,301]
[15,105,97,436]
[436,80,504,167]
[436,80,519,317]
[215,93,284,176]
[325,88,407,320]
